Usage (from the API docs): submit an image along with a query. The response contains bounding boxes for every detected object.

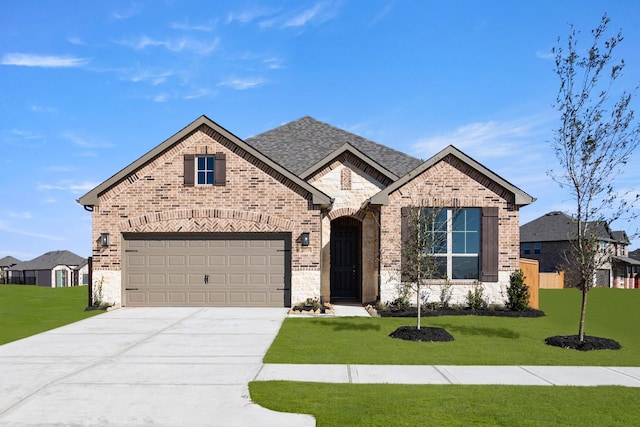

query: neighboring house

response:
[77,115,534,307]
[0,256,21,284]
[8,250,88,287]
[520,211,639,288]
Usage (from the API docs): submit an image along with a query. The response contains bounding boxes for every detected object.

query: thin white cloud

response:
[45,165,73,172]
[1,53,90,68]
[263,57,285,69]
[0,219,65,241]
[117,35,219,55]
[411,114,553,159]
[125,69,175,85]
[536,49,554,60]
[36,180,98,194]
[10,129,42,140]
[227,7,275,24]
[7,212,32,219]
[111,4,141,20]
[170,20,216,32]
[218,77,266,90]
[183,88,211,99]
[370,0,396,26]
[67,36,86,46]
[152,93,169,103]
[63,132,113,148]
[259,1,340,29]
[30,105,57,114]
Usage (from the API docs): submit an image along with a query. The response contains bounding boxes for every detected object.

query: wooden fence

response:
[519,258,539,309]
[540,271,564,289]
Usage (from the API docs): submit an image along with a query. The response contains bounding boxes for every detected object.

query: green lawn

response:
[250,382,640,427]
[253,289,640,426]
[0,284,103,345]
[264,288,640,366]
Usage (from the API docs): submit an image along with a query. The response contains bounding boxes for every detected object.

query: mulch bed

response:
[379,307,546,318]
[545,335,622,351]
[389,326,454,342]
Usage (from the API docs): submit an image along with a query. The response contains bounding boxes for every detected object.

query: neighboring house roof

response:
[0,256,21,267]
[629,248,640,261]
[612,255,640,266]
[9,250,85,271]
[520,211,626,243]
[77,115,332,208]
[246,116,423,178]
[369,145,535,206]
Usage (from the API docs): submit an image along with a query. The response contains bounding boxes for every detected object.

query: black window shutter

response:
[214,152,226,186]
[184,154,195,186]
[400,206,419,283]
[481,207,499,282]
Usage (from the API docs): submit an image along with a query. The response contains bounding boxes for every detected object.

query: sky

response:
[2,0,640,261]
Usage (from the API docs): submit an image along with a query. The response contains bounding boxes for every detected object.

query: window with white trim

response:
[197,156,215,185]
[421,208,480,280]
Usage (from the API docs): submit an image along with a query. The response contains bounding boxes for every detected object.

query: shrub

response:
[506,269,530,311]
[439,280,453,309]
[466,281,487,310]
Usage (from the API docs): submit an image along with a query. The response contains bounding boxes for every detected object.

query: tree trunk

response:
[416,284,421,330]
[578,284,588,341]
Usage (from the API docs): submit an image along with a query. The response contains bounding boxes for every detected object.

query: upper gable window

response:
[183,153,226,187]
[197,156,215,185]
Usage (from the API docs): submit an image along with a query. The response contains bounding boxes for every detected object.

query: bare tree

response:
[401,202,449,329]
[550,14,640,342]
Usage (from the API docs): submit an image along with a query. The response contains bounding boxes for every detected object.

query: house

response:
[8,250,89,287]
[77,115,534,307]
[520,211,639,288]
[0,256,21,284]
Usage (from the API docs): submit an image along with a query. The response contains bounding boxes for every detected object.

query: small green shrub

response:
[466,281,487,310]
[506,269,530,311]
[439,280,453,309]
[293,297,321,312]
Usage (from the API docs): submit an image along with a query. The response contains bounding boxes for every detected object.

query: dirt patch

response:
[545,335,622,351]
[389,326,454,342]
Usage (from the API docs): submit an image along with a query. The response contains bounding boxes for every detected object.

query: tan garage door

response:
[122,233,289,307]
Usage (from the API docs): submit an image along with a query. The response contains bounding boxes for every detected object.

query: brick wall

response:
[379,154,523,305]
[91,126,323,302]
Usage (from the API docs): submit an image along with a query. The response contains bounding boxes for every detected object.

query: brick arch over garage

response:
[119,208,294,233]
[327,207,367,222]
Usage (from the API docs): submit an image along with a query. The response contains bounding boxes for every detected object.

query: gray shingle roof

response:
[0,256,21,267]
[245,116,423,177]
[520,211,623,243]
[9,250,85,271]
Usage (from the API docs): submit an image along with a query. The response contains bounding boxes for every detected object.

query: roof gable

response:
[245,116,423,178]
[10,250,84,271]
[369,145,535,206]
[77,115,332,208]
[0,256,21,267]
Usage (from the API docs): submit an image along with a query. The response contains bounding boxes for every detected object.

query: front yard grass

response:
[263,288,640,366]
[250,382,640,427]
[254,289,640,426]
[0,284,102,345]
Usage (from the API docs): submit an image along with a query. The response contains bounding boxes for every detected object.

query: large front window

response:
[421,208,480,280]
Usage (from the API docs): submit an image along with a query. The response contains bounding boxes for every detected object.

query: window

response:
[533,242,541,255]
[197,156,215,185]
[421,208,480,280]
[523,243,531,255]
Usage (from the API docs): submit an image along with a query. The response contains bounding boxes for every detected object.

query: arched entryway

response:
[330,217,362,301]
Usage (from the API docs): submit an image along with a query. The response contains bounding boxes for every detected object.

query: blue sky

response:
[2,0,640,260]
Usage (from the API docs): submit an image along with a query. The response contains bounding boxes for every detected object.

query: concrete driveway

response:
[0,307,314,427]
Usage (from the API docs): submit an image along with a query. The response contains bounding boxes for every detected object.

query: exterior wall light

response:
[301,232,310,247]
[100,233,110,247]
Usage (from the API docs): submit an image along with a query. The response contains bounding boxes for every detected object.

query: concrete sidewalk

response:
[255,363,640,387]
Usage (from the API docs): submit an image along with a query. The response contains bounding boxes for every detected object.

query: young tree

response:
[401,202,448,330]
[550,15,640,342]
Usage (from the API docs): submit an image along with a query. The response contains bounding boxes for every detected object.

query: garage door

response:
[122,233,290,307]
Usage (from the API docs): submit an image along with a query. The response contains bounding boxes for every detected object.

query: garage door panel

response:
[124,234,288,307]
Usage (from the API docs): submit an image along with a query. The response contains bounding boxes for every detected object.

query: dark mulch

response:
[389,326,454,342]
[545,335,622,351]
[379,307,546,318]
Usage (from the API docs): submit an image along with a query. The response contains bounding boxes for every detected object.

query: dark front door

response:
[330,226,360,300]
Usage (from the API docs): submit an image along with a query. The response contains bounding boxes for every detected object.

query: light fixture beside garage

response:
[100,233,110,247]
[301,232,310,247]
